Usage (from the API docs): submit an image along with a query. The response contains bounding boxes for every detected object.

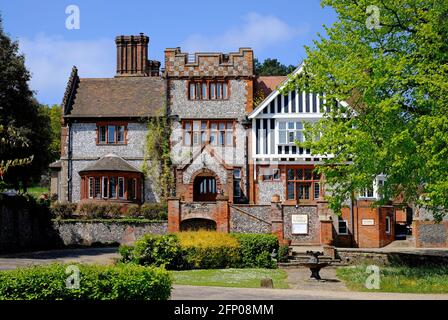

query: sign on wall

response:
[292,214,308,234]
[362,219,375,226]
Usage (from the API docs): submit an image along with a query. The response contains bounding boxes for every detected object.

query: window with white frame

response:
[385,216,391,234]
[278,121,304,145]
[360,184,375,198]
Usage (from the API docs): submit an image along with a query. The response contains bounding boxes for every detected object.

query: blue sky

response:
[1,0,336,105]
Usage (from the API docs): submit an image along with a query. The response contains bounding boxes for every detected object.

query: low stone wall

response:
[53,220,167,246]
[229,205,271,233]
[336,249,448,266]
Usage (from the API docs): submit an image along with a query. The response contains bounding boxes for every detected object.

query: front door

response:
[193,176,217,202]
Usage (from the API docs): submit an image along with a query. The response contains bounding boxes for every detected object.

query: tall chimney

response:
[115,33,149,76]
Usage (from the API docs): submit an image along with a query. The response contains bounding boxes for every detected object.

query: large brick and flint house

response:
[50,33,423,248]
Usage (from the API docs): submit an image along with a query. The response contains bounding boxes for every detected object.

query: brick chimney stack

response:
[115,33,159,77]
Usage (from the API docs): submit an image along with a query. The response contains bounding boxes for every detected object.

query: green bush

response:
[120,232,280,270]
[278,244,290,263]
[131,234,181,268]
[126,204,141,218]
[78,203,124,219]
[177,231,240,269]
[104,203,121,218]
[140,203,168,220]
[0,264,172,300]
[118,245,135,263]
[50,201,77,219]
[231,233,279,268]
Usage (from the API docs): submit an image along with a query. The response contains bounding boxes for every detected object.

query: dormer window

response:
[97,123,127,145]
[188,81,229,100]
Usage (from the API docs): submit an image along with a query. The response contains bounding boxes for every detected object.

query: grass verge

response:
[337,264,448,293]
[27,186,49,198]
[172,268,289,289]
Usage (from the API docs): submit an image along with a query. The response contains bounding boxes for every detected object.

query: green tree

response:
[283,0,448,220]
[254,58,296,76]
[0,14,52,191]
[40,104,62,161]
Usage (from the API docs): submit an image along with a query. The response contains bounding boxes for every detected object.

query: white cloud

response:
[181,12,309,53]
[18,34,116,105]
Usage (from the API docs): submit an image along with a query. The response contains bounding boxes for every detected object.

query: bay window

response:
[82,174,142,203]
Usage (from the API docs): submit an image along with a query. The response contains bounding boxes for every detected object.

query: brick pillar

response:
[215,195,230,232]
[167,197,181,233]
[317,198,334,246]
[270,197,285,244]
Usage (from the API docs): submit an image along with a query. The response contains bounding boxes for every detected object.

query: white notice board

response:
[291,214,308,234]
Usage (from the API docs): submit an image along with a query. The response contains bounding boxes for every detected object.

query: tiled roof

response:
[254,76,287,97]
[64,76,165,118]
[79,154,142,173]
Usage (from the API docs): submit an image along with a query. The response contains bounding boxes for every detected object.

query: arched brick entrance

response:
[180,218,217,231]
[190,168,222,202]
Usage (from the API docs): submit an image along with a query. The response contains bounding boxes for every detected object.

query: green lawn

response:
[171,268,289,289]
[27,186,49,198]
[337,265,448,293]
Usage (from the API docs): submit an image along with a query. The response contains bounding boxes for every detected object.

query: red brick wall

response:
[354,201,395,248]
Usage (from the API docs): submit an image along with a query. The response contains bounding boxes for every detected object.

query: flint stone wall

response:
[229,205,271,233]
[53,221,167,246]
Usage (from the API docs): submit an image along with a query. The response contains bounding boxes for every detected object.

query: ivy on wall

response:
[142,104,174,203]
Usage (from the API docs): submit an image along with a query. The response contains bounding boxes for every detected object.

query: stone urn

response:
[271,194,280,202]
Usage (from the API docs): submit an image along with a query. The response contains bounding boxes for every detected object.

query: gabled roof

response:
[62,66,165,119]
[249,64,303,119]
[79,154,142,174]
[254,76,287,97]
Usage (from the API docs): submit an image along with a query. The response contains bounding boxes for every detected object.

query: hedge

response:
[119,232,279,270]
[177,232,240,269]
[0,264,172,300]
[231,233,279,268]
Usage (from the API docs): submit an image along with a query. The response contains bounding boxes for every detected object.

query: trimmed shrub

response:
[177,231,240,269]
[140,203,168,220]
[231,233,279,268]
[78,203,122,219]
[120,232,280,270]
[0,264,172,300]
[118,245,135,263]
[126,204,141,218]
[104,203,121,218]
[278,244,290,263]
[50,202,77,219]
[131,234,181,268]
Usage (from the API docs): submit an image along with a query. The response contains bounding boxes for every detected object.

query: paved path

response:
[0,247,119,270]
[171,285,448,300]
[285,267,348,292]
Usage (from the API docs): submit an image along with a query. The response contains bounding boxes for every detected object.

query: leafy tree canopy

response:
[0,14,52,190]
[254,58,296,76]
[283,0,448,220]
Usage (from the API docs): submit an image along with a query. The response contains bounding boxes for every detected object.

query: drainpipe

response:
[350,191,355,246]
[67,121,73,202]
[245,135,250,203]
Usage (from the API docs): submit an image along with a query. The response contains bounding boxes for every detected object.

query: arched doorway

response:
[193,175,217,202]
[180,218,217,231]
